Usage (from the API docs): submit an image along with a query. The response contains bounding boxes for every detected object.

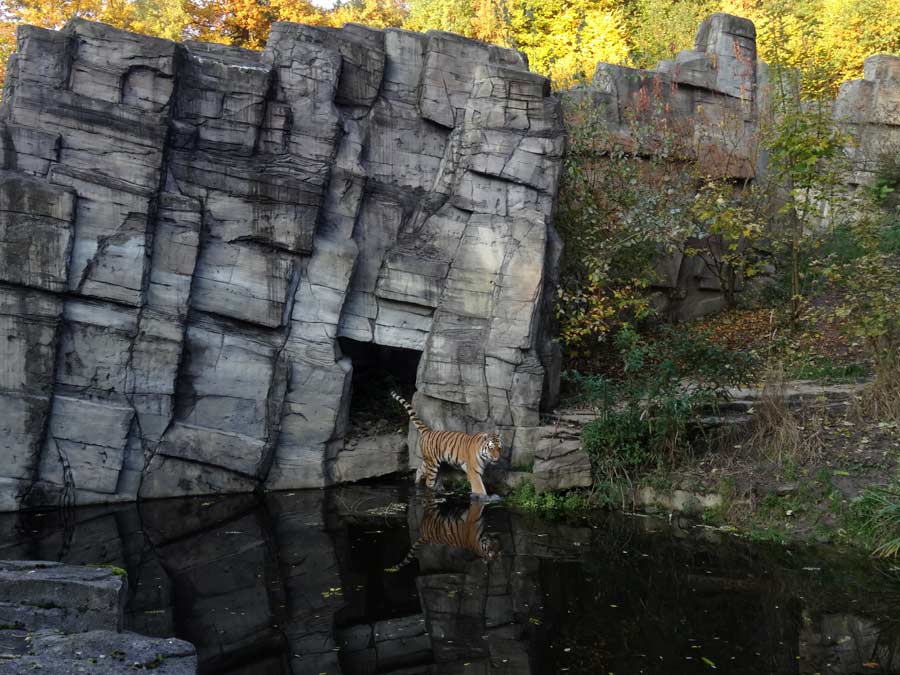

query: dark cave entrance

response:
[339,338,422,434]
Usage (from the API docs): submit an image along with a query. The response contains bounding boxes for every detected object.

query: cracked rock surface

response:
[0,18,564,510]
[0,560,198,674]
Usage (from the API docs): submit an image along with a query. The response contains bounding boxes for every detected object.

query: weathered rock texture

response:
[0,19,564,510]
[589,13,761,180]
[0,560,197,674]
[575,13,766,321]
[835,54,900,186]
[0,560,125,633]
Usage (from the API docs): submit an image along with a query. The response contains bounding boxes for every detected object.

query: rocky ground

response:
[666,404,900,544]
[498,377,900,550]
[0,561,196,674]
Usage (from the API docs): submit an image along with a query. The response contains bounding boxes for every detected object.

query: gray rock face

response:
[835,54,900,186]
[0,560,125,633]
[527,422,593,493]
[587,13,760,180]
[0,560,198,674]
[0,629,197,675]
[0,18,564,510]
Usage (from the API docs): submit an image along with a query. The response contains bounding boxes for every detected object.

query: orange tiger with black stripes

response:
[391,391,502,498]
[386,500,501,572]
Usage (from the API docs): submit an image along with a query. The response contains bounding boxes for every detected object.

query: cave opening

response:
[339,337,422,436]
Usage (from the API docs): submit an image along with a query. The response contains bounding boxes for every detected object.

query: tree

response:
[507,0,629,86]
[625,0,715,68]
[128,0,191,40]
[327,0,408,30]
[0,20,15,93]
[404,0,476,38]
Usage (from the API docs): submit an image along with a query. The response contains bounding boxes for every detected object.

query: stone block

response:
[332,431,408,484]
[0,629,197,674]
[532,439,592,492]
[0,560,126,633]
[39,396,134,495]
[0,172,75,292]
[191,241,296,328]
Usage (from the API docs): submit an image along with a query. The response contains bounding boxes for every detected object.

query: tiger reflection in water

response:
[386,500,501,572]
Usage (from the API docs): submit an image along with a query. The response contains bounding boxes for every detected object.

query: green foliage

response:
[576,327,755,482]
[625,0,715,68]
[849,484,900,557]
[506,479,600,514]
[504,0,630,86]
[817,183,900,422]
[685,181,766,307]
[91,564,127,577]
[784,358,867,382]
[760,66,850,323]
[554,91,699,357]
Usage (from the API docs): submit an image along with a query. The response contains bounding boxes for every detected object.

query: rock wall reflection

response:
[1,485,899,675]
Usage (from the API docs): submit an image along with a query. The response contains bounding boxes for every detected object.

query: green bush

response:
[506,480,597,515]
[577,327,755,482]
[849,484,900,557]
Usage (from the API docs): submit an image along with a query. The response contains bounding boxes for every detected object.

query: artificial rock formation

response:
[0,19,565,510]
[589,13,761,180]
[577,13,765,321]
[835,53,900,186]
[0,560,197,674]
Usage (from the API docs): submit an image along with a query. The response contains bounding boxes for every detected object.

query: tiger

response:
[386,500,501,572]
[391,390,502,498]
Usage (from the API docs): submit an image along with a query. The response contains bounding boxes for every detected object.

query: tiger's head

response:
[480,432,503,464]
[480,534,502,562]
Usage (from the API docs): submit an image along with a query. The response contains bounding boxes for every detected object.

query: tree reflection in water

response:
[1,482,899,674]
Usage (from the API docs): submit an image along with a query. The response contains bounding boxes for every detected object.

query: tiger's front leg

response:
[466,463,487,497]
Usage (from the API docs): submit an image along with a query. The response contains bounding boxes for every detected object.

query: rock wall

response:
[835,53,900,186]
[0,560,198,673]
[0,19,565,510]
[579,15,900,322]
[589,13,762,180]
[574,13,766,321]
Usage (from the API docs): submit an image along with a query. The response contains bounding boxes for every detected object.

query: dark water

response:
[2,482,900,675]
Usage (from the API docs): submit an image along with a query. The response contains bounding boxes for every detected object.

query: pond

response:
[1,481,899,675]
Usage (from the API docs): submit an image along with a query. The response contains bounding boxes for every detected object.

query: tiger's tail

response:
[391,391,429,433]
[384,538,424,573]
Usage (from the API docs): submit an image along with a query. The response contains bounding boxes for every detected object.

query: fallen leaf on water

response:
[702,656,717,669]
[863,663,880,669]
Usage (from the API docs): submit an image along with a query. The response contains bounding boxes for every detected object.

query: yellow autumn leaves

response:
[2,0,900,91]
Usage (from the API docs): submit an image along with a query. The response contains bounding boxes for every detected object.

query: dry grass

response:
[856,343,900,425]
[748,363,826,464]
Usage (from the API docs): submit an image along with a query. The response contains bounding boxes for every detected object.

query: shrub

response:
[506,479,598,515]
[578,327,755,483]
[850,484,900,558]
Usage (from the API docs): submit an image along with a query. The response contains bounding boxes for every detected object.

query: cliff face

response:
[0,19,565,510]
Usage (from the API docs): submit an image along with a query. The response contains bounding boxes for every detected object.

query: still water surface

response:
[2,482,900,674]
